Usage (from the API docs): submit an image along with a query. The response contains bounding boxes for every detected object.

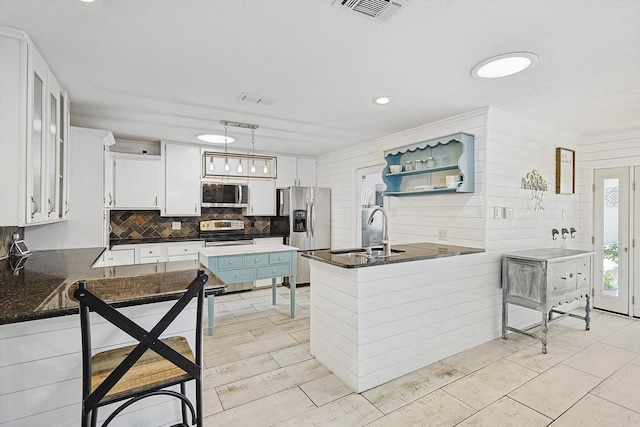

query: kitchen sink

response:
[330,247,405,259]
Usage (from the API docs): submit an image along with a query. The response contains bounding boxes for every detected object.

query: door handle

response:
[310,200,315,237]
[305,200,310,238]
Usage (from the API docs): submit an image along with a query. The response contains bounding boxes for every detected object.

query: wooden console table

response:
[502,248,595,353]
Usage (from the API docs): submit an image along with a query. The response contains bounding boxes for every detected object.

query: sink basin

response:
[330,247,405,259]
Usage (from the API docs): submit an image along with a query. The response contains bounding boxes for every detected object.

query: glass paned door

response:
[594,168,630,314]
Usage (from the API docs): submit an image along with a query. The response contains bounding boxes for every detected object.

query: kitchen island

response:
[199,243,299,318]
[0,248,225,426]
[302,242,484,393]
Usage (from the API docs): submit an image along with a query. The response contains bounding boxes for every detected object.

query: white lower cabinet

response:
[93,248,135,267]
[97,241,205,267]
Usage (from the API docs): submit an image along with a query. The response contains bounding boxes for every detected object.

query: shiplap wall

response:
[317,108,488,250]
[0,300,198,427]
[580,128,640,252]
[486,108,582,252]
[314,108,586,368]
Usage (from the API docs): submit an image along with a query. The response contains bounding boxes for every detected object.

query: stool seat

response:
[91,336,193,405]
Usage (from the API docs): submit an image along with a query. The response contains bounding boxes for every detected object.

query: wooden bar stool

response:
[73,270,208,427]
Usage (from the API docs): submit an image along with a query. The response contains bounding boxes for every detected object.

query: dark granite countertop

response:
[0,248,225,325]
[301,242,484,268]
[109,233,286,247]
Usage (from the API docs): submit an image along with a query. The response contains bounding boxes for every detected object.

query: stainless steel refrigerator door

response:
[308,187,331,250]
[289,186,311,250]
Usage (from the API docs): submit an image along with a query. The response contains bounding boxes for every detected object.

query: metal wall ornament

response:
[522,169,549,212]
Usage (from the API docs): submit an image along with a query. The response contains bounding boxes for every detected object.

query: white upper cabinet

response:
[0,27,70,226]
[275,156,316,188]
[162,142,200,216]
[296,157,317,187]
[111,153,161,210]
[245,179,276,216]
[103,150,114,208]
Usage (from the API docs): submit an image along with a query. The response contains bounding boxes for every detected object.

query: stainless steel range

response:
[199,220,255,292]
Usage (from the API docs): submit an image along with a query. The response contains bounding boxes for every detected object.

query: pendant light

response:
[236,158,243,174]
[223,122,230,172]
[263,161,269,174]
[250,129,257,174]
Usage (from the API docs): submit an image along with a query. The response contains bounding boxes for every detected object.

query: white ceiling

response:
[1,0,639,156]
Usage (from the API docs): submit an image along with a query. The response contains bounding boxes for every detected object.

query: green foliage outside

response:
[603,241,619,263]
[603,274,615,290]
[603,242,619,290]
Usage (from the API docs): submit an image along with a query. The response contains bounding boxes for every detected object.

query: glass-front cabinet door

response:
[27,46,49,223]
[47,74,61,220]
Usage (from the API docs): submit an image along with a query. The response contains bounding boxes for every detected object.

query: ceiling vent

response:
[238,92,277,106]
[331,0,409,23]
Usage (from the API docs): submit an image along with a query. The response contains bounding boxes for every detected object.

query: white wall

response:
[486,108,582,252]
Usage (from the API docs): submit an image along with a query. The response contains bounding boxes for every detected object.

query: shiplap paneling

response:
[0,301,198,426]
[317,108,488,250]
[486,108,582,252]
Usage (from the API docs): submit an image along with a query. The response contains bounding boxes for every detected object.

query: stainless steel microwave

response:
[201,183,248,208]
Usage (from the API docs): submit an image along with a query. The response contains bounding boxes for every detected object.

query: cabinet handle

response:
[278,256,283,261]
[31,197,38,217]
[272,269,277,274]
[255,258,259,263]
[235,273,240,278]
[64,201,69,214]
[47,198,54,214]
[184,248,188,252]
[195,204,197,213]
[154,196,158,206]
[229,261,233,265]
[108,193,113,206]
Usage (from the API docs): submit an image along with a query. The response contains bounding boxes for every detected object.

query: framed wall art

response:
[556,147,575,194]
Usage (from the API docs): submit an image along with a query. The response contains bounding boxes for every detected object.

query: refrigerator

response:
[282,186,331,285]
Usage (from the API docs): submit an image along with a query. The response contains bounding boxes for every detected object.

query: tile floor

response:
[201,286,640,426]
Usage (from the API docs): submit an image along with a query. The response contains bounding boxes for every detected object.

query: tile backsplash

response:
[110,209,271,240]
[0,227,23,260]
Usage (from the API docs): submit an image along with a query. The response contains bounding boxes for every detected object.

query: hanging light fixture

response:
[250,129,257,174]
[223,122,230,172]
[236,158,243,174]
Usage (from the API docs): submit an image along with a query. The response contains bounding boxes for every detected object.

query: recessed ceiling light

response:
[373,96,393,105]
[471,52,538,79]
[196,134,235,144]
[79,0,96,3]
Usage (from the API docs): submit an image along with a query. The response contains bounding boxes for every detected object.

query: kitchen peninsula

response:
[303,242,484,393]
[0,248,225,426]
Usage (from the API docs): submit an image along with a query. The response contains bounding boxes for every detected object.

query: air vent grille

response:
[238,92,277,106]
[333,0,407,23]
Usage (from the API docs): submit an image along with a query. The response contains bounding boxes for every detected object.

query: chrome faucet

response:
[367,207,390,257]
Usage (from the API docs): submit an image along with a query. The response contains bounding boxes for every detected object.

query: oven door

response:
[202,183,248,208]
